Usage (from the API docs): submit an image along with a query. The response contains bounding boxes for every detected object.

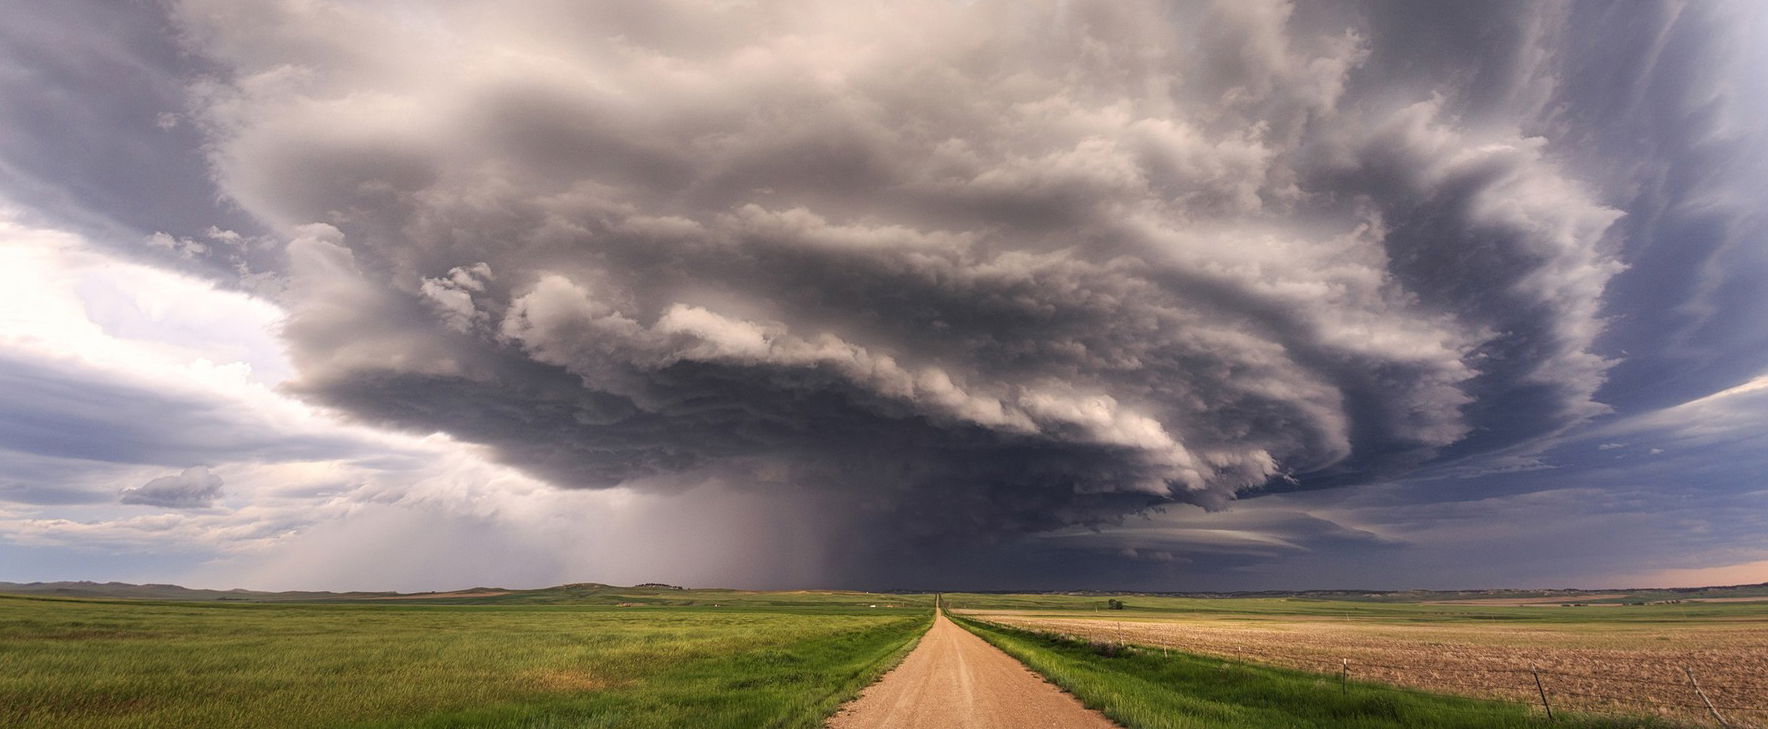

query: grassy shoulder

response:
[0,595,930,729]
[948,614,1672,729]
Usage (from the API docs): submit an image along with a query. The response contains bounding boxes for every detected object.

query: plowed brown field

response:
[964,610,1768,727]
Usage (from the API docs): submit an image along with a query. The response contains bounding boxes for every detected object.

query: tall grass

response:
[950,615,1673,729]
[0,595,928,729]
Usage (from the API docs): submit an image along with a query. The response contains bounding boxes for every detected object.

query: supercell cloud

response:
[3,0,1766,587]
[175,0,1694,570]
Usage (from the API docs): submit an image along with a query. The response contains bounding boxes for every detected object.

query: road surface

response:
[826,611,1119,729]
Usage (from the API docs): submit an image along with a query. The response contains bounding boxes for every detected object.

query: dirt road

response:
[826,611,1118,729]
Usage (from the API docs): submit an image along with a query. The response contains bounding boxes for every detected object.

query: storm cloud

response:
[147,0,1741,574]
[4,0,1765,588]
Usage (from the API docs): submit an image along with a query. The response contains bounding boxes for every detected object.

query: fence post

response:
[1532,670,1554,720]
[1341,659,1348,695]
[1684,666,1731,728]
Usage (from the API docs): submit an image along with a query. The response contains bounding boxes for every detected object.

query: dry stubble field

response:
[955,599,1768,727]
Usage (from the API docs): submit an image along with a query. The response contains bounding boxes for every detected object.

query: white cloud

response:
[120,466,225,508]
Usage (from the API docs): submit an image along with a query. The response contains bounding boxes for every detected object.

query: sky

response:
[1,0,1766,593]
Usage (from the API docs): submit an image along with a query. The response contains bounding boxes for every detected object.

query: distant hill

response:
[5,580,1765,605]
[0,581,399,601]
[0,581,916,608]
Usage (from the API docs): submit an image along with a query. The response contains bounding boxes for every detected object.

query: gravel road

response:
[826,611,1119,729]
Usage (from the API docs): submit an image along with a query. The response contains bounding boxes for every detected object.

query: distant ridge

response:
[4,580,1766,603]
[0,582,915,608]
[0,580,400,601]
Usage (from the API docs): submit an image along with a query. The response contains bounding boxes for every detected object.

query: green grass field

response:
[0,592,929,729]
[949,614,1668,729]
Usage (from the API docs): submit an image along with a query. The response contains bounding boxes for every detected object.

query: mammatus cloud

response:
[120,466,224,508]
[150,0,1706,576]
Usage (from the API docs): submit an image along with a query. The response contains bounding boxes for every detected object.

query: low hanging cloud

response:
[149,0,1748,577]
[120,466,224,509]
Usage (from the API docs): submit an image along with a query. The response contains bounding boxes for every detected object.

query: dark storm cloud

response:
[1559,4,1768,414]
[1020,375,1768,591]
[0,0,261,263]
[1356,0,1768,419]
[14,0,1746,582]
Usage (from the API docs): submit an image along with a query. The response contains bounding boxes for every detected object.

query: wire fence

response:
[964,615,1768,728]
